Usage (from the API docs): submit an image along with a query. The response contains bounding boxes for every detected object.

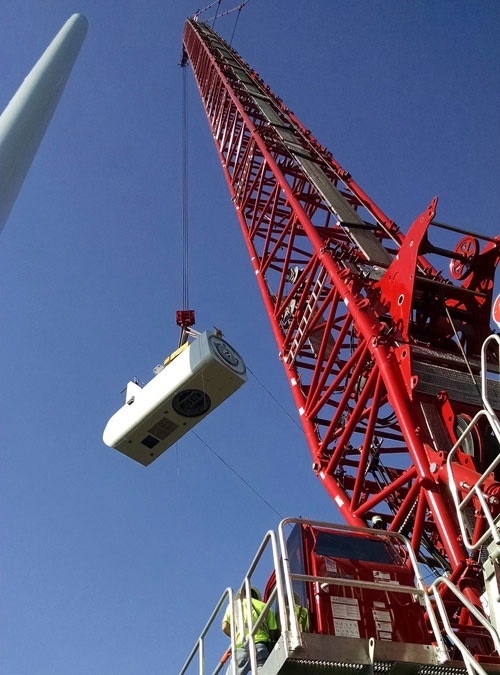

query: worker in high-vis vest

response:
[293,592,310,632]
[222,586,278,674]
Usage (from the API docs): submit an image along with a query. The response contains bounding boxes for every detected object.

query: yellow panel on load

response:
[103,331,247,466]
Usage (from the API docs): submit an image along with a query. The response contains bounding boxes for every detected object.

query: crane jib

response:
[194,21,392,267]
[183,16,500,668]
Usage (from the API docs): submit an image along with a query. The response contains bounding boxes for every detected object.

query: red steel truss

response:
[183,18,500,641]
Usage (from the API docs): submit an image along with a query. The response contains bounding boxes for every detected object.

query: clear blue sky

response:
[1,1,499,673]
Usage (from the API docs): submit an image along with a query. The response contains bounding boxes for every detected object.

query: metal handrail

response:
[179,529,285,675]
[430,576,500,674]
[481,335,500,423]
[179,587,236,675]
[446,334,500,551]
[236,529,286,673]
[181,517,456,673]
[446,409,500,549]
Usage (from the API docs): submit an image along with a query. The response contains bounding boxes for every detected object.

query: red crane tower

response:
[181,16,500,670]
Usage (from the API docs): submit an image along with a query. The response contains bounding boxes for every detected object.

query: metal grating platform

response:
[259,633,500,675]
[259,634,466,675]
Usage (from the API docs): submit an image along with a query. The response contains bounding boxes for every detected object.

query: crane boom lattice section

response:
[183,18,500,646]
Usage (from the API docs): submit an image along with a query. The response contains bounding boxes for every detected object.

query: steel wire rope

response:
[246,365,304,434]
[181,64,189,312]
[203,1,252,29]
[180,68,210,428]
[180,355,303,520]
[444,304,482,398]
[193,0,221,21]
[211,0,222,27]
[189,361,307,520]
[191,429,284,519]
[185,359,308,526]
[182,0,293,525]
[229,2,244,45]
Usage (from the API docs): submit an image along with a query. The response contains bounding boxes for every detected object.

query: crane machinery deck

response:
[178,15,500,675]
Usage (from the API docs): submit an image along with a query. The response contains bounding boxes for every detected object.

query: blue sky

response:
[0,1,499,673]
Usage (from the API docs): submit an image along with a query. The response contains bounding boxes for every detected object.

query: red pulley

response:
[449,236,478,280]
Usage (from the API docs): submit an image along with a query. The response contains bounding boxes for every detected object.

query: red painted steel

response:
[302,525,430,644]
[183,18,500,648]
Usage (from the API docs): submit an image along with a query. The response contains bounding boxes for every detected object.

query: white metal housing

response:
[103,331,247,465]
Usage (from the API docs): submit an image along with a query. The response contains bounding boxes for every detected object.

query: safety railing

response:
[179,587,236,675]
[230,528,287,675]
[481,335,500,424]
[179,528,286,675]
[429,575,500,675]
[446,334,500,552]
[181,517,454,674]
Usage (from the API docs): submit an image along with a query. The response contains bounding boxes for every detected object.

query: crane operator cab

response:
[264,521,431,649]
[103,330,247,465]
[255,521,443,675]
[182,520,446,675]
[290,523,430,644]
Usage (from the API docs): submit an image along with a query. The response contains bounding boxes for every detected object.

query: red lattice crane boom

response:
[182,18,500,642]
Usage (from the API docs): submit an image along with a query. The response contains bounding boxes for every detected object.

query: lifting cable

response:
[175,359,303,518]
[192,430,285,519]
[194,0,252,44]
[444,304,482,398]
[181,65,189,314]
[190,364,307,519]
[211,0,222,27]
[193,0,222,21]
[229,2,247,45]
[181,0,287,519]
[178,53,196,345]
[247,365,303,434]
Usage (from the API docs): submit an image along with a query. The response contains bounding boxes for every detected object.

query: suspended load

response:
[103,331,247,466]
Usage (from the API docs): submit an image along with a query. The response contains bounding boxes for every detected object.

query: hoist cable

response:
[211,0,222,27]
[229,6,242,45]
[193,0,221,20]
[181,64,189,310]
[204,1,252,26]
[192,430,285,519]
[444,304,482,397]
[247,365,304,434]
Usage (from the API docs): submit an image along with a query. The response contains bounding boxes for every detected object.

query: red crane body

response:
[182,18,500,652]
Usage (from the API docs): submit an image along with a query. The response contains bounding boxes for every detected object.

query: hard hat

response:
[250,586,261,600]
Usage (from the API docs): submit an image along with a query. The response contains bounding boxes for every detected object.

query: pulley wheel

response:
[449,236,479,280]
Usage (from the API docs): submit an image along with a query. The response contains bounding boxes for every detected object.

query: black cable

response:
[181,65,189,311]
[204,0,252,30]
[212,0,222,27]
[192,430,285,519]
[229,6,241,45]
[247,365,304,434]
